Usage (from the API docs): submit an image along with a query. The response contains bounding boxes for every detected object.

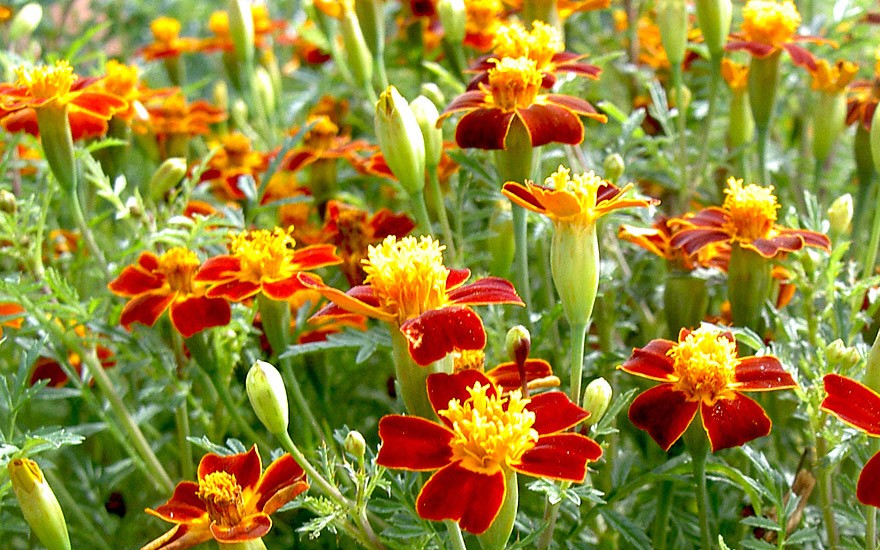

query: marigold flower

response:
[721,58,750,92]
[620,326,797,451]
[462,0,504,51]
[619,216,729,271]
[441,57,606,150]
[376,370,601,533]
[820,374,880,508]
[671,177,830,258]
[30,324,115,387]
[140,16,201,61]
[846,59,880,130]
[94,60,143,122]
[300,235,522,365]
[108,248,232,338]
[200,132,270,201]
[281,115,365,173]
[810,59,858,94]
[0,302,25,337]
[142,445,308,550]
[137,91,227,138]
[195,227,340,302]
[452,348,561,393]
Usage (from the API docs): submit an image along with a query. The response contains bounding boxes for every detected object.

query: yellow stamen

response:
[157,248,200,295]
[721,177,779,242]
[488,57,542,111]
[493,21,562,70]
[229,227,299,283]
[151,16,182,43]
[439,382,538,474]
[362,235,449,325]
[741,0,801,46]
[667,326,739,405]
[198,471,245,527]
[304,115,340,152]
[15,61,75,100]
[453,348,486,373]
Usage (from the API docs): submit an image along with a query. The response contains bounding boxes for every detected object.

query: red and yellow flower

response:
[670,177,831,258]
[820,374,880,508]
[440,56,606,150]
[846,57,880,130]
[619,326,797,451]
[463,0,505,51]
[140,16,201,61]
[195,227,340,302]
[618,216,729,272]
[142,445,308,549]
[300,235,523,365]
[200,132,270,201]
[452,348,561,394]
[280,115,364,173]
[109,248,232,338]
[376,370,601,533]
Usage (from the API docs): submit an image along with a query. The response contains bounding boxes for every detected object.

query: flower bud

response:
[375,86,426,196]
[228,0,255,67]
[213,80,230,113]
[149,157,187,201]
[438,0,466,44]
[505,325,531,365]
[552,222,599,327]
[231,98,249,128]
[8,3,43,42]
[728,89,754,151]
[603,153,625,182]
[827,193,853,236]
[487,200,514,277]
[255,66,276,116]
[812,92,847,163]
[825,338,860,372]
[656,0,688,67]
[8,458,71,550]
[0,189,17,214]
[582,377,612,427]
[694,0,732,59]
[419,83,446,109]
[410,95,443,169]
[344,430,367,459]
[246,360,289,434]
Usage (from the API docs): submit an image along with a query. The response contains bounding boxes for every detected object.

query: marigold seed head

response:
[668,326,739,405]
[721,177,779,242]
[15,60,75,100]
[229,227,299,283]
[741,0,801,46]
[198,471,245,527]
[488,57,542,111]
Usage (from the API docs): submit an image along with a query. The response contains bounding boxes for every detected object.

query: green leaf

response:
[740,515,781,531]
[739,537,777,550]
[600,508,652,550]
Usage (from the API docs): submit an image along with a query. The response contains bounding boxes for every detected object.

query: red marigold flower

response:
[0,302,25,337]
[136,90,227,138]
[619,326,797,452]
[439,56,606,150]
[195,227,341,302]
[820,374,880,508]
[142,445,309,550]
[452,348,561,393]
[200,132,270,201]
[846,60,880,130]
[376,370,601,533]
[30,324,116,388]
[670,177,830,259]
[280,115,366,173]
[463,0,505,51]
[108,248,232,338]
[300,235,523,365]
[0,61,128,139]
[619,216,730,272]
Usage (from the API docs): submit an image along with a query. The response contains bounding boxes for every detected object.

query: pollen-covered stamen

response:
[303,116,340,152]
[487,57,543,111]
[721,178,780,242]
[198,471,246,527]
[221,133,254,167]
[362,235,449,325]
[229,227,299,283]
[741,0,801,46]
[15,61,76,100]
[158,248,201,295]
[151,16,182,43]
[668,327,739,405]
[439,382,538,474]
[453,348,486,373]
[493,22,563,70]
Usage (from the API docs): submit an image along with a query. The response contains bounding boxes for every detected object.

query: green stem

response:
[864,180,880,280]
[427,165,458,261]
[446,521,468,550]
[410,187,434,238]
[651,480,675,550]
[755,124,770,186]
[70,187,109,277]
[175,390,194,480]
[537,480,572,550]
[692,55,723,192]
[670,64,689,210]
[511,205,533,321]
[692,448,712,549]
[569,321,588,407]
[815,434,838,549]
[869,491,877,550]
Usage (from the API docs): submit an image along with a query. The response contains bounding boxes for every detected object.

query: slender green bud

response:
[375,86,426,196]
[656,0,688,67]
[149,157,187,201]
[505,325,531,365]
[8,3,43,42]
[246,360,289,434]
[8,458,71,550]
[410,95,443,169]
[694,0,732,59]
[827,193,853,236]
[0,189,16,214]
[213,80,229,113]
[582,377,612,427]
[748,51,782,132]
[603,153,625,182]
[812,92,847,163]
[438,0,466,44]
[254,66,276,116]
[228,0,255,67]
[338,1,374,95]
[871,105,880,171]
[231,98,249,128]
[552,223,599,328]
[344,430,367,459]
[419,83,446,109]
[728,90,754,151]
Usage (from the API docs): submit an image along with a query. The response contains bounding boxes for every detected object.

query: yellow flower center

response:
[101,60,139,98]
[362,235,449,325]
[151,16,182,43]
[668,326,739,405]
[304,116,339,152]
[15,61,75,100]
[453,348,486,373]
[741,0,801,46]
[208,11,231,37]
[493,21,562,70]
[157,248,200,295]
[545,165,605,225]
[229,227,299,283]
[439,382,538,474]
[198,471,245,528]
[488,57,543,111]
[721,177,779,242]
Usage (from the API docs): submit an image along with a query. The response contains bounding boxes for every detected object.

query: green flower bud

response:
[8,458,71,550]
[552,223,599,328]
[410,95,443,169]
[728,90,754,151]
[438,0,466,44]
[419,83,446,110]
[694,0,732,59]
[825,339,860,372]
[246,360,289,434]
[505,325,531,365]
[656,0,688,67]
[339,2,374,95]
[827,193,853,236]
[487,200,514,278]
[228,0,255,67]
[8,3,43,42]
[0,189,17,214]
[231,98,249,128]
[812,92,847,163]
[255,66,276,116]
[344,430,367,459]
[149,157,187,201]
[582,377,612,427]
[603,153,625,182]
[375,86,426,196]
[213,80,230,113]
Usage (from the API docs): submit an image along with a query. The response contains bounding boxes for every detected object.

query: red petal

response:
[734,356,797,391]
[629,384,699,451]
[445,268,471,290]
[205,280,261,301]
[194,256,241,282]
[401,306,486,366]
[748,234,804,258]
[376,415,454,470]
[119,292,175,330]
[416,462,505,534]
[149,481,207,523]
[299,274,393,322]
[670,228,731,255]
[782,43,818,70]
[821,374,880,436]
[254,454,308,514]
[486,358,553,393]
[454,109,515,150]
[293,244,341,270]
[262,277,307,300]
[108,264,163,296]
[513,433,602,481]
[619,340,676,381]
[780,228,831,250]
[528,391,589,435]
[141,523,213,550]
[427,370,497,422]
[30,358,71,388]
[370,210,416,240]
[282,149,318,172]
[210,513,272,542]
[169,297,231,338]
[700,394,771,452]
[725,40,776,57]
[198,445,263,493]
[441,90,490,116]
[502,182,547,215]
[545,94,606,120]
[446,277,523,306]
[67,109,111,139]
[516,104,584,147]
[857,452,880,508]
[1,108,39,136]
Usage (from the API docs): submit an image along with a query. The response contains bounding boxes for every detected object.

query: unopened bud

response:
[344,430,366,459]
[8,3,43,42]
[255,66,276,115]
[871,105,880,171]
[0,189,17,214]
[375,86,426,196]
[603,153,625,182]
[8,458,71,550]
[694,0,732,59]
[505,325,531,366]
[419,83,446,109]
[438,0,466,44]
[825,339,860,371]
[827,193,853,236]
[213,80,229,113]
[228,0,255,67]
[656,0,688,67]
[410,95,443,169]
[149,158,187,201]
[246,360,289,434]
[582,377,612,427]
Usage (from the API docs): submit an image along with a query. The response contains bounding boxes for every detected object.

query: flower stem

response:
[511,205,533,319]
[569,321,588,407]
[537,480,572,550]
[685,423,712,549]
[446,521,468,550]
[427,165,458,261]
[651,480,675,550]
[174,389,194,480]
[692,55,722,191]
[670,64,689,210]
[863,180,880,280]
[815,434,839,549]
[410,187,435,239]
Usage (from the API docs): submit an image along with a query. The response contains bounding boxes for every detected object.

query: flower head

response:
[810,59,858,94]
[200,132,269,201]
[463,0,504,51]
[721,58,750,92]
[142,445,308,549]
[619,326,797,451]
[376,370,601,533]
[618,216,729,271]
[141,16,201,60]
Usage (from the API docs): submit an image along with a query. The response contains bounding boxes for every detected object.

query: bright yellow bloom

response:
[667,326,739,405]
[721,178,779,242]
[721,59,749,92]
[487,57,543,111]
[493,22,563,70]
[810,59,858,94]
[741,0,801,46]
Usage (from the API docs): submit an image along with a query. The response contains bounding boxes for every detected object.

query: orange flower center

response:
[741,0,801,46]
[721,177,779,242]
[229,227,299,283]
[101,60,139,98]
[221,132,254,166]
[721,59,749,92]
[198,471,245,528]
[15,61,75,101]
[439,382,538,474]
[453,348,486,373]
[362,235,449,325]
[304,116,339,152]
[151,16,182,43]
[157,248,200,295]
[668,327,739,405]
[493,21,562,70]
[488,57,543,111]
[208,11,231,37]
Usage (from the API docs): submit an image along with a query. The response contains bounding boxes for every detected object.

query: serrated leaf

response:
[741,515,781,531]
[739,537,777,549]
[600,508,652,550]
